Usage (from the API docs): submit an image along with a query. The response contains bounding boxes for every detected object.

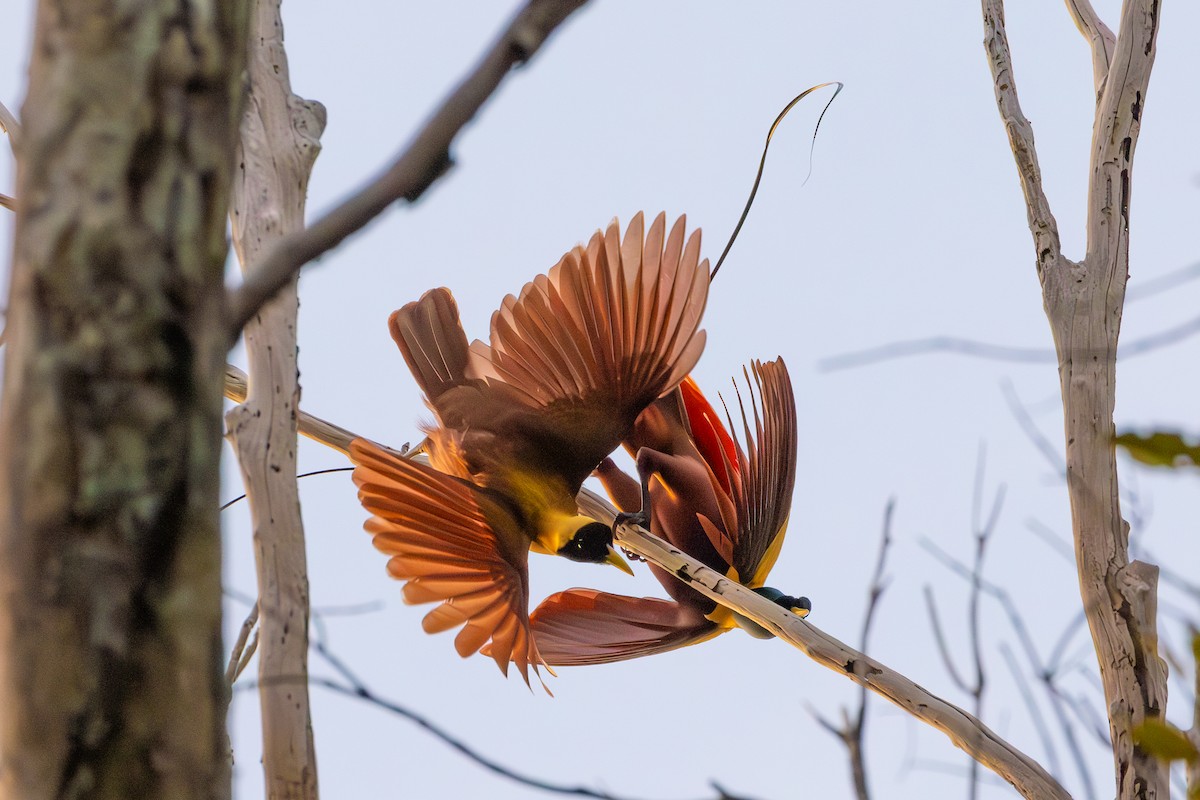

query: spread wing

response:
[467,212,710,489]
[528,589,720,666]
[724,359,798,586]
[349,438,545,686]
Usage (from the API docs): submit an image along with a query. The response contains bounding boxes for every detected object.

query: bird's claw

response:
[612,509,651,532]
[754,586,812,619]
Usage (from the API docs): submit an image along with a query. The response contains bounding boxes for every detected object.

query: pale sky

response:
[2,2,1199,799]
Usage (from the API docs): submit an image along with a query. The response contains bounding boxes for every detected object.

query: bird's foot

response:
[612,509,651,532]
[732,587,813,640]
[754,586,812,619]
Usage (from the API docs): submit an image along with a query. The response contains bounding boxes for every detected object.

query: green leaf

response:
[1114,431,1200,468]
[1133,718,1199,762]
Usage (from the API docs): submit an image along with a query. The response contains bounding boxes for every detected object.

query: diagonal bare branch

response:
[224,0,590,341]
[0,98,18,152]
[1063,0,1117,91]
[608,512,1070,800]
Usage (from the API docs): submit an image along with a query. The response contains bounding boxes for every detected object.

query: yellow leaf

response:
[1133,718,1198,762]
[1114,431,1200,469]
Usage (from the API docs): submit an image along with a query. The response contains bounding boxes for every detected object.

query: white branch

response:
[604,512,1070,800]
[225,0,325,796]
[981,0,1063,281]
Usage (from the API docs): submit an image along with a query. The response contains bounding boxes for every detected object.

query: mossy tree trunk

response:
[0,2,249,798]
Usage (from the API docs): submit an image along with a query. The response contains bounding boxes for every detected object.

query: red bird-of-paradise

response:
[524,358,808,665]
[350,213,710,686]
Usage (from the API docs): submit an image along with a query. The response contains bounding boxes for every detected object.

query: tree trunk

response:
[0,2,249,798]
[226,0,324,796]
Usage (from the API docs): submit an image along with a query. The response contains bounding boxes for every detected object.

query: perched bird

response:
[524,357,808,666]
[351,212,710,684]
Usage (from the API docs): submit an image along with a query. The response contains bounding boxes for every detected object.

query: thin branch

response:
[998,643,1061,780]
[1000,381,1065,478]
[0,98,19,152]
[224,0,590,340]
[818,311,1200,371]
[814,499,894,800]
[1024,519,1075,564]
[223,367,376,460]
[0,193,13,211]
[1126,259,1200,302]
[925,587,971,693]
[982,0,1062,281]
[306,618,758,800]
[927,536,1101,799]
[602,507,1071,800]
[226,603,260,685]
[1063,0,1117,90]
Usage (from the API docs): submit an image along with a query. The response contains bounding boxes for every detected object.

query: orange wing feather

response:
[350,438,545,686]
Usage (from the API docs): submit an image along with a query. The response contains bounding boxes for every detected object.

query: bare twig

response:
[926,536,1100,799]
[226,603,261,685]
[923,452,1003,800]
[0,193,13,211]
[305,617,758,800]
[0,98,19,152]
[813,499,894,800]
[225,364,390,457]
[1000,381,1064,478]
[998,644,1061,779]
[225,0,590,340]
[924,588,970,693]
[818,311,1200,371]
[1126,259,1200,302]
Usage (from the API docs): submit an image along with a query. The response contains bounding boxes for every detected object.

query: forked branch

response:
[981,0,1166,797]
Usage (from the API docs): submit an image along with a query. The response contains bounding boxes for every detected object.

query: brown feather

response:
[527,358,798,665]
[529,589,717,666]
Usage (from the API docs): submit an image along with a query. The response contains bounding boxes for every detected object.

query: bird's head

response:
[552,517,634,575]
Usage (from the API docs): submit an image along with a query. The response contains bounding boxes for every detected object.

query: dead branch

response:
[812,499,894,800]
[224,0,589,341]
[1063,0,1116,90]
[273,391,1068,799]
[304,618,762,800]
[227,603,260,685]
[1000,380,1064,478]
[226,364,356,456]
[224,0,325,795]
[983,0,1167,795]
[604,507,1070,800]
[925,539,1100,799]
[922,453,1003,800]
[0,97,18,151]
[818,311,1200,371]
